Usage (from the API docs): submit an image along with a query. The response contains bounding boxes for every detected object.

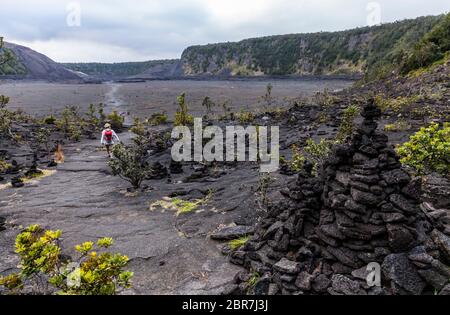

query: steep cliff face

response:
[180,15,443,77]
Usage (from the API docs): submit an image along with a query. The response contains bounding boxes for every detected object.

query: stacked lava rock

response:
[229,99,450,295]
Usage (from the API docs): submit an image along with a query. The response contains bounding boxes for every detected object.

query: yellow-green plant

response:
[375,94,420,114]
[236,110,255,124]
[130,117,145,136]
[43,115,56,125]
[0,225,132,295]
[397,122,450,175]
[304,138,333,174]
[147,112,168,126]
[383,119,411,132]
[0,159,12,173]
[174,93,193,126]
[336,105,360,143]
[228,236,249,250]
[107,110,124,131]
[290,144,305,172]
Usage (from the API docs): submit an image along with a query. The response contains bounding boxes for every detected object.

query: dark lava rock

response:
[11,176,24,188]
[273,258,300,274]
[295,271,314,291]
[381,169,410,186]
[210,225,254,241]
[0,216,6,232]
[47,160,58,167]
[382,253,426,295]
[311,274,331,293]
[253,275,271,295]
[169,160,183,174]
[328,274,366,295]
[431,229,450,263]
[387,224,414,252]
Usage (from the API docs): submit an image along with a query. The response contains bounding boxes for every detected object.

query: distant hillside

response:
[180,15,446,79]
[0,42,81,81]
[63,59,181,78]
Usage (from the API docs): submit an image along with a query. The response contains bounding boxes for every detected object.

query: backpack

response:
[104,130,113,142]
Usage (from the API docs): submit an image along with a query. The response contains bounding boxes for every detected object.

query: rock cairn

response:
[228,100,450,295]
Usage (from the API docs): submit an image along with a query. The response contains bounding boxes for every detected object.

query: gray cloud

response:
[1,0,449,62]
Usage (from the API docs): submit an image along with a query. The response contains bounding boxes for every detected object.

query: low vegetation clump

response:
[397,122,450,175]
[304,138,333,168]
[149,192,212,216]
[174,93,193,126]
[374,94,420,114]
[228,236,250,250]
[130,117,145,136]
[0,159,12,173]
[0,225,133,295]
[383,119,411,132]
[106,110,124,131]
[147,112,168,126]
[55,106,83,141]
[236,110,255,124]
[43,115,56,125]
[108,137,152,189]
[246,271,261,290]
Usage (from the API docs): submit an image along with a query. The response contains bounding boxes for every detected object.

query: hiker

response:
[101,123,120,158]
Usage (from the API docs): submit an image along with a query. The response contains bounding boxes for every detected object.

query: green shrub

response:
[336,105,360,142]
[290,144,305,172]
[0,94,10,108]
[174,93,193,126]
[107,110,124,131]
[236,110,255,124]
[304,138,333,174]
[0,225,133,295]
[56,106,84,141]
[108,138,152,188]
[397,122,450,175]
[147,112,168,126]
[0,159,12,173]
[130,117,145,136]
[43,115,56,125]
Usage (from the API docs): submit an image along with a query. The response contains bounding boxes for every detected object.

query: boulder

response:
[382,254,426,295]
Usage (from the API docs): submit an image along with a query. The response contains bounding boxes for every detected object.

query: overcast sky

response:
[1,0,449,63]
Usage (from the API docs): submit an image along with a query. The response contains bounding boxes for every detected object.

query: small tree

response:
[336,104,360,143]
[397,122,450,175]
[108,137,152,188]
[202,96,215,117]
[174,93,193,126]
